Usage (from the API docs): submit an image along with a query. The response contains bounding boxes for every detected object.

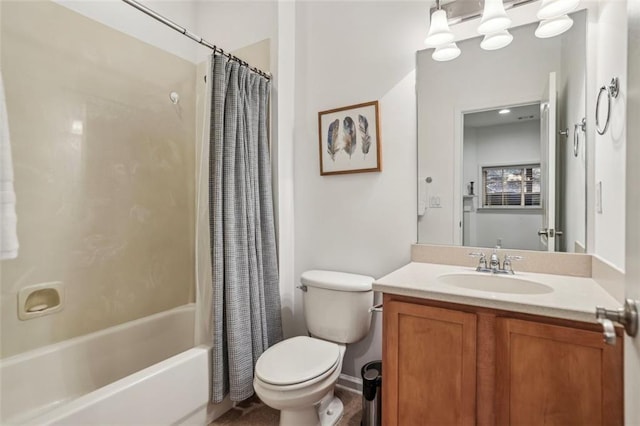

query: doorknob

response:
[538,228,562,237]
[595,299,639,345]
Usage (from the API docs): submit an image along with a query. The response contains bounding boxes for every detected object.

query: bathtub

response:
[0,303,210,425]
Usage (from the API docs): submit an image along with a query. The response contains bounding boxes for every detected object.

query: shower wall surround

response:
[0,1,196,357]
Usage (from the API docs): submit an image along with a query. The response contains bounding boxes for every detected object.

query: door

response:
[382,296,477,426]
[625,0,640,422]
[495,318,623,425]
[539,72,558,251]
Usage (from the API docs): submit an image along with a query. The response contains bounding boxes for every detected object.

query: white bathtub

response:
[0,303,210,425]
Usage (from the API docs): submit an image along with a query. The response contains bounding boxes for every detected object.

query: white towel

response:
[0,72,18,260]
[418,178,427,217]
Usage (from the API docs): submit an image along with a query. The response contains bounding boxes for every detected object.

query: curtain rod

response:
[121,0,272,80]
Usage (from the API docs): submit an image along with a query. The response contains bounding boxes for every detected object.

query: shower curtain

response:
[209,54,282,403]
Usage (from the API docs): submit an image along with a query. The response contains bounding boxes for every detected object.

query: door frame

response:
[624,0,640,421]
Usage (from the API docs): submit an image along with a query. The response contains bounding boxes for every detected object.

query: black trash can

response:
[361,360,382,426]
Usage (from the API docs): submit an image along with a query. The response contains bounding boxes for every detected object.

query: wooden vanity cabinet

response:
[383,299,477,425]
[495,318,623,425]
[382,294,623,426]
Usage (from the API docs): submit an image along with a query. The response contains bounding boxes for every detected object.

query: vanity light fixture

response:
[432,42,462,61]
[423,0,580,61]
[478,0,513,51]
[481,30,514,50]
[535,14,574,38]
[478,0,512,35]
[535,0,578,38]
[424,0,455,48]
[536,0,580,20]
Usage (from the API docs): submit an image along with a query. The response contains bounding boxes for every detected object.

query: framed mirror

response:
[417,10,587,253]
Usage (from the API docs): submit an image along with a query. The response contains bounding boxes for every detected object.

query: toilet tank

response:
[301,270,374,344]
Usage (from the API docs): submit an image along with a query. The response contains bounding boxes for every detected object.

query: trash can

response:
[361,360,382,426]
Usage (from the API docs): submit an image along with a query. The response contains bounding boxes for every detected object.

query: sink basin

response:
[437,273,554,295]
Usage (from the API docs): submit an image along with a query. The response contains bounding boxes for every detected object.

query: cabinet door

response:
[495,318,623,426]
[383,298,477,426]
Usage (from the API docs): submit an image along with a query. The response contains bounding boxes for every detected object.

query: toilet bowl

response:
[253,336,346,426]
[253,270,374,426]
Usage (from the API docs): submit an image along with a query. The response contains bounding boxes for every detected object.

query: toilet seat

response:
[255,336,340,386]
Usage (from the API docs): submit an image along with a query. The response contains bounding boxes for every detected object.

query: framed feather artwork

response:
[318,101,381,175]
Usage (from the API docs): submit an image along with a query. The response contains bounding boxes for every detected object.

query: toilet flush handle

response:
[297,285,308,292]
[369,303,383,313]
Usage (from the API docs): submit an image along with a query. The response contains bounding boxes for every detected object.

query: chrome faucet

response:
[468,250,523,275]
[489,247,501,272]
[502,255,523,274]
[468,252,491,273]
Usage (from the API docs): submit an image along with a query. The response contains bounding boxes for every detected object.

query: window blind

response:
[482,164,541,207]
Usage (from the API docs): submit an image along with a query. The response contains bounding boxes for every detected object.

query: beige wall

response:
[0,1,196,358]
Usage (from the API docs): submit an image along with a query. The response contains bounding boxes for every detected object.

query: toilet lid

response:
[255,336,340,386]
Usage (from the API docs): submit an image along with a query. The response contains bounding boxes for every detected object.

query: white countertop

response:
[373,262,621,323]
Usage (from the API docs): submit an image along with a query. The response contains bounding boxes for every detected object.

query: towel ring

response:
[596,77,619,135]
[573,117,586,157]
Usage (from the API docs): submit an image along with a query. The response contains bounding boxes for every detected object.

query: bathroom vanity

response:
[375,261,623,426]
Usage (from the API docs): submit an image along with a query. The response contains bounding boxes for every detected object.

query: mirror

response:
[417,11,587,253]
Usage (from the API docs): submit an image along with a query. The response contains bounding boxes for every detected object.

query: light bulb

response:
[432,43,461,61]
[535,14,574,38]
[478,0,512,35]
[480,30,514,50]
[424,9,455,47]
[537,0,580,20]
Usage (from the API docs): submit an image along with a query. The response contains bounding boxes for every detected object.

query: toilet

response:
[253,270,374,426]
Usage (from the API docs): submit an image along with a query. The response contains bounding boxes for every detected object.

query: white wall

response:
[465,120,541,181]
[194,1,278,64]
[293,1,424,377]
[273,0,297,338]
[417,23,562,245]
[463,120,543,250]
[589,0,627,269]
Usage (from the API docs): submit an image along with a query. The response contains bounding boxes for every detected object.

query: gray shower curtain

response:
[209,54,282,403]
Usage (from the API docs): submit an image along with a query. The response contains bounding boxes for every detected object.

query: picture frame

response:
[318,101,381,176]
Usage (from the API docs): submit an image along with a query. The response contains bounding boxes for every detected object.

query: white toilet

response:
[253,270,374,426]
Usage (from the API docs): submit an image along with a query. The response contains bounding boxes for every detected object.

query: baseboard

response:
[336,373,363,393]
